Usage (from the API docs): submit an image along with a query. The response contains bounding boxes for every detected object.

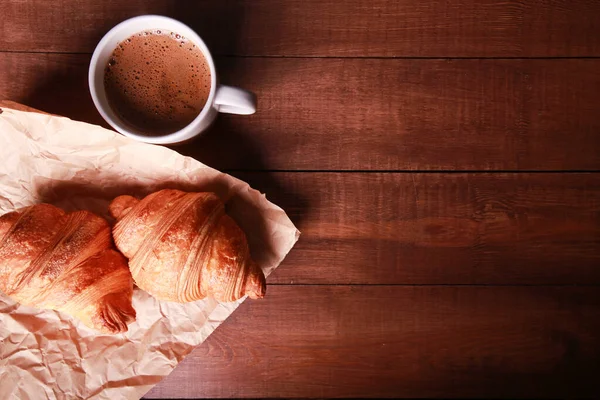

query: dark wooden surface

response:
[2,54,600,170]
[4,0,600,57]
[148,286,600,398]
[1,0,600,398]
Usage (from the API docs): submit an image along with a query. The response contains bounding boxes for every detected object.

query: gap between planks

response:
[2,49,600,61]
[224,169,600,174]
[267,283,600,287]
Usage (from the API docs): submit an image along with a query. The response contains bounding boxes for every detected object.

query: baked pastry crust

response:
[110,189,266,303]
[0,204,136,333]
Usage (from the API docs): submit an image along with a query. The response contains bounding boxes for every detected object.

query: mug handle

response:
[214,85,256,115]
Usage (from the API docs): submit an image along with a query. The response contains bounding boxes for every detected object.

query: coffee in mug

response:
[104,30,211,135]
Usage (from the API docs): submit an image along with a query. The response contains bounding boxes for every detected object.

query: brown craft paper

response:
[0,105,300,399]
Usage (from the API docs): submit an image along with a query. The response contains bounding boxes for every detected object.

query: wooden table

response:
[2,1,600,398]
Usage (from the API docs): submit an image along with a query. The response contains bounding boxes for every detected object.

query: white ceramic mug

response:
[89,15,256,144]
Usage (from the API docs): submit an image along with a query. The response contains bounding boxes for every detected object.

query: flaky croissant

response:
[0,204,136,333]
[109,189,266,303]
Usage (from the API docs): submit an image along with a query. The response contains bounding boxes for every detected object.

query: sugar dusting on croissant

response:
[110,189,266,303]
[0,204,136,333]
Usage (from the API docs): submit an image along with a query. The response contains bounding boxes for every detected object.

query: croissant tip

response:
[98,293,137,334]
[247,289,265,300]
[109,195,139,220]
[246,268,267,300]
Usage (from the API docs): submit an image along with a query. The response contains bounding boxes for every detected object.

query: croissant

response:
[109,189,266,303]
[0,204,136,333]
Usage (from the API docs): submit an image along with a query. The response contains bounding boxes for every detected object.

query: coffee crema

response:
[103,30,211,135]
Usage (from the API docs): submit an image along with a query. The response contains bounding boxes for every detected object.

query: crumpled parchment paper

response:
[0,105,299,399]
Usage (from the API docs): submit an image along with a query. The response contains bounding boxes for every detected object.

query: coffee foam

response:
[104,30,211,135]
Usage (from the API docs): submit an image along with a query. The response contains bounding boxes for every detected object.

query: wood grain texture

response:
[3,1,600,399]
[145,285,600,398]
[2,53,600,171]
[2,0,600,57]
[237,172,600,285]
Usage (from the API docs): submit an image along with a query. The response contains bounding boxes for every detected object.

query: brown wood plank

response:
[3,0,600,57]
[237,172,600,285]
[145,285,600,398]
[0,53,97,127]
[2,53,600,171]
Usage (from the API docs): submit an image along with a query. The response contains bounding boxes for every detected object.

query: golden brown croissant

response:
[109,189,266,303]
[0,204,136,333]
